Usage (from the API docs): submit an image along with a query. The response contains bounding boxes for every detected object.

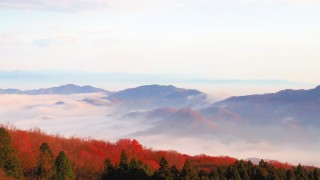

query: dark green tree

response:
[128,157,149,180]
[115,149,130,180]
[54,151,74,180]
[267,167,280,180]
[119,149,129,171]
[170,165,180,180]
[314,168,320,180]
[295,164,308,180]
[235,160,250,180]
[210,169,220,180]
[38,143,55,180]
[198,169,210,180]
[286,169,296,180]
[0,127,23,179]
[153,156,172,180]
[217,166,227,180]
[226,166,241,180]
[247,160,254,179]
[101,158,115,180]
[181,159,198,180]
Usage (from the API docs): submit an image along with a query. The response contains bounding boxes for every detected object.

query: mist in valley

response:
[1,86,319,167]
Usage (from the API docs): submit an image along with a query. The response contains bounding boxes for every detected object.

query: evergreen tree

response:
[267,167,280,180]
[295,164,308,180]
[278,168,288,180]
[210,169,220,180]
[54,151,74,180]
[38,143,55,180]
[116,149,129,180]
[286,169,296,180]
[170,165,180,180]
[216,166,227,180]
[0,127,23,179]
[198,169,210,180]
[235,160,250,180]
[226,166,241,180]
[128,157,149,180]
[181,159,199,180]
[119,149,129,171]
[314,168,320,180]
[101,158,115,180]
[153,156,172,180]
[247,160,254,179]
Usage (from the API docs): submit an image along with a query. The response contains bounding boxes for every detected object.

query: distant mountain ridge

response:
[201,85,320,125]
[107,84,207,109]
[0,84,111,95]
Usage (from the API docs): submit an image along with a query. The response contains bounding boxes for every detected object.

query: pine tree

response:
[101,158,115,180]
[314,168,320,180]
[210,169,220,180]
[181,159,199,180]
[235,160,250,180]
[54,151,74,180]
[38,143,55,180]
[295,164,308,180]
[0,127,23,179]
[170,165,180,180]
[116,149,129,180]
[268,167,280,180]
[129,157,149,180]
[153,156,172,180]
[286,169,296,180]
[119,149,129,171]
[226,166,241,180]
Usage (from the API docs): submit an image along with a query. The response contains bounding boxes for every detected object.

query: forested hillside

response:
[0,126,318,180]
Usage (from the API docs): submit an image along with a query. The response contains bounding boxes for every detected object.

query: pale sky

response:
[0,0,320,83]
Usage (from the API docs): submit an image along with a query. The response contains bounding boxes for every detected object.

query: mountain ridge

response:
[201,85,320,125]
[0,84,111,95]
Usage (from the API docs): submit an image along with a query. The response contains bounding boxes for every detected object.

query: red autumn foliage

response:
[268,160,292,170]
[1,126,296,178]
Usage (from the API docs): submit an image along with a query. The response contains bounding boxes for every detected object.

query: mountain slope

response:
[131,108,217,136]
[201,85,320,125]
[0,84,111,95]
[107,84,206,109]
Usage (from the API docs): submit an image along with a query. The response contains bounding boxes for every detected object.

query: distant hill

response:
[107,85,206,109]
[127,108,217,136]
[0,84,111,95]
[201,85,320,126]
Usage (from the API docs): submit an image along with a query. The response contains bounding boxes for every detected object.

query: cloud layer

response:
[1,92,320,167]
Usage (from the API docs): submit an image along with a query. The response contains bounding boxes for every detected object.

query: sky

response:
[0,0,320,84]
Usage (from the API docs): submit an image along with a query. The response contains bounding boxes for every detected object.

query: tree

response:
[286,169,296,180]
[101,158,115,180]
[170,165,180,180]
[153,156,172,180]
[38,143,55,180]
[128,157,149,180]
[210,169,220,180]
[235,160,250,180]
[0,127,23,179]
[119,149,129,171]
[314,168,320,180]
[295,164,308,180]
[226,166,241,180]
[181,159,199,180]
[267,167,280,180]
[55,151,74,180]
[115,149,129,180]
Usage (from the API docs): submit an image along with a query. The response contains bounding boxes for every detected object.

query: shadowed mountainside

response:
[201,85,320,126]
